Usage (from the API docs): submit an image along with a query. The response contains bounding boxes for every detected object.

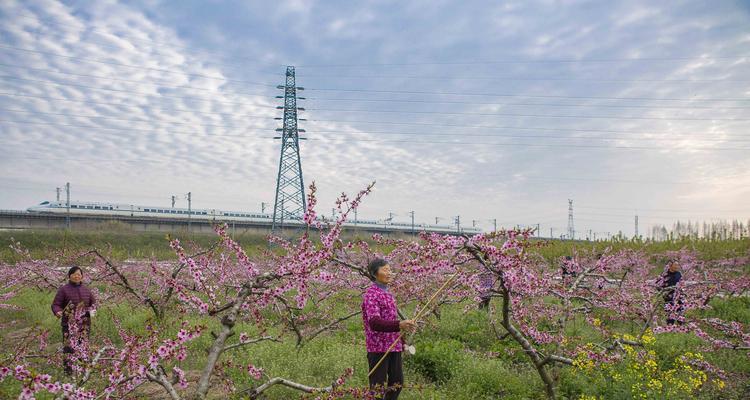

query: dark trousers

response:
[367,351,403,400]
[664,298,684,325]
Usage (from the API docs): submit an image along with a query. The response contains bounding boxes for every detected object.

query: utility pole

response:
[550,227,553,239]
[186,192,192,233]
[261,202,267,214]
[354,208,358,227]
[409,211,415,235]
[384,212,395,229]
[536,223,540,238]
[331,208,336,220]
[567,199,575,240]
[272,66,306,232]
[455,215,461,233]
[171,195,176,208]
[435,217,440,225]
[634,215,639,239]
[65,182,70,229]
[493,218,497,232]
[56,187,61,202]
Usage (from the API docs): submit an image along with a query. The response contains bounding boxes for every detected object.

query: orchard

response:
[1,184,748,399]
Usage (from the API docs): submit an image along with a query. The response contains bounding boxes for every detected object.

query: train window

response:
[71,205,78,208]
[40,201,49,205]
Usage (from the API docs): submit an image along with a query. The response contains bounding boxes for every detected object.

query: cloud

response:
[1,0,749,236]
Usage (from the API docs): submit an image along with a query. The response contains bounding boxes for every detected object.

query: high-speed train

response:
[27,200,482,234]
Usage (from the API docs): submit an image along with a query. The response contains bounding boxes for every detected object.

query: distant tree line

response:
[650,219,750,241]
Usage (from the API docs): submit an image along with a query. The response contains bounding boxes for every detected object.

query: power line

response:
[5,73,747,122]
[303,106,749,122]
[296,73,750,83]
[3,109,748,143]
[306,117,749,134]
[577,211,750,220]
[303,86,750,102]
[301,137,749,151]
[577,205,750,213]
[304,96,750,110]
[0,181,268,208]
[4,92,749,140]
[6,63,746,111]
[1,150,745,191]
[294,54,750,67]
[1,45,747,102]
[5,117,750,151]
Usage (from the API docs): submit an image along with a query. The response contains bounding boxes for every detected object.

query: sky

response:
[0,0,749,238]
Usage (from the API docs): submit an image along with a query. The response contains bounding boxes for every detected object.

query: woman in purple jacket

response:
[362,259,416,399]
[51,266,96,374]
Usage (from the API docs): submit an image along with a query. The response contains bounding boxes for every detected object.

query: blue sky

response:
[1,0,749,238]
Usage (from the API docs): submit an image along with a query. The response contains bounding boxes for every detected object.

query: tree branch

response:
[243,376,336,399]
[223,336,279,352]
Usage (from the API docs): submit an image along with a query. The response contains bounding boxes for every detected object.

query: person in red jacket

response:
[51,266,96,375]
[362,259,416,399]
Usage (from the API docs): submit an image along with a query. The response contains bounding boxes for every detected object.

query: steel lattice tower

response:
[567,199,575,240]
[272,66,306,231]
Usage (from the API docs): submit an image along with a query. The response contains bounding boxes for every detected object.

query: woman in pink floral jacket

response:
[361,259,416,399]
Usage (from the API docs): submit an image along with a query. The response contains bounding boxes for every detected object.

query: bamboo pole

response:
[367,273,459,378]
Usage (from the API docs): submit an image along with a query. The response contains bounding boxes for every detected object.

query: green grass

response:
[0,229,406,262]
[3,287,749,399]
[1,232,749,399]
[0,230,272,262]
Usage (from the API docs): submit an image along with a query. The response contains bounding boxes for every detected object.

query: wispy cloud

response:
[1,0,749,236]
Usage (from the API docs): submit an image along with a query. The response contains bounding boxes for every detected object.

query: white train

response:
[27,200,482,235]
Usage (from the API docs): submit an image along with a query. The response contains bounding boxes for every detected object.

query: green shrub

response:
[405,339,464,383]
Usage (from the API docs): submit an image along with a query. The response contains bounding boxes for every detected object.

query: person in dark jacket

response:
[51,266,96,374]
[661,261,683,325]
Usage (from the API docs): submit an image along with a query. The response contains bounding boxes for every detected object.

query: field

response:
[1,228,749,399]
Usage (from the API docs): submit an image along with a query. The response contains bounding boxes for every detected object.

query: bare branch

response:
[145,367,181,400]
[223,336,280,352]
[244,376,336,399]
